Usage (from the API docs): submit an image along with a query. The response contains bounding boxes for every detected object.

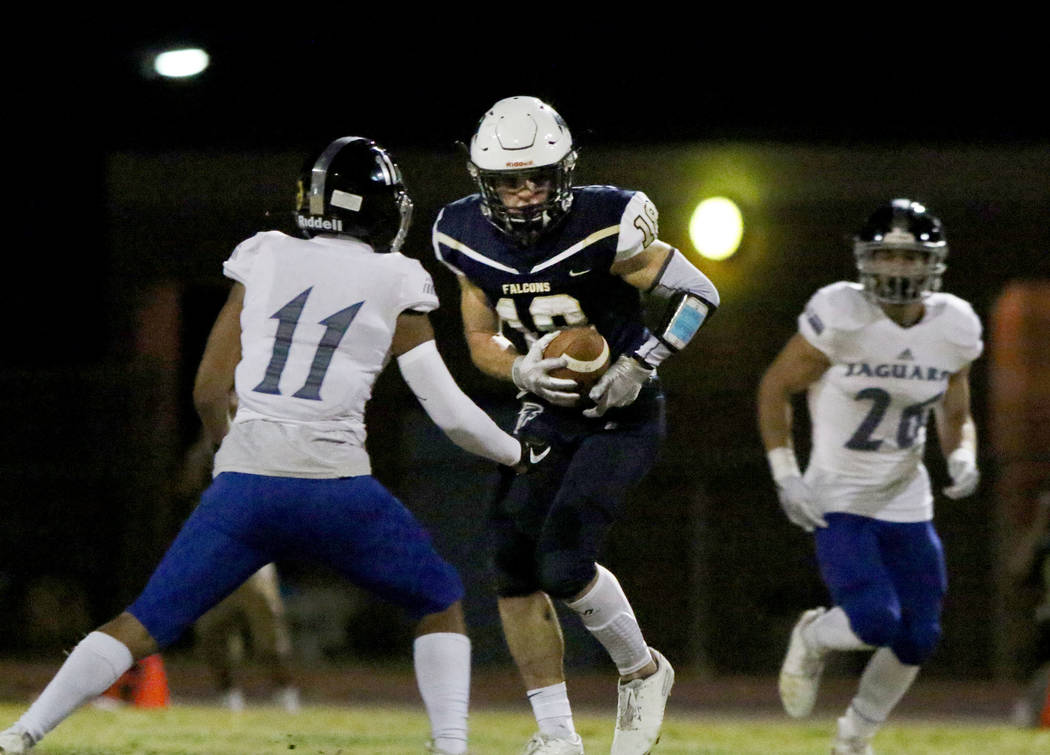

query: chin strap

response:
[634,249,720,368]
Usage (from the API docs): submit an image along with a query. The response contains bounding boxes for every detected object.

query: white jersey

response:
[214,231,438,478]
[798,282,982,522]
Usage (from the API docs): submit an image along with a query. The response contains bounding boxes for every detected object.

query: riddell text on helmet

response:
[297,216,344,232]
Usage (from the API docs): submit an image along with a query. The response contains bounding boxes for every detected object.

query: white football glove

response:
[511,332,581,407]
[583,355,653,418]
[775,475,828,533]
[943,447,979,499]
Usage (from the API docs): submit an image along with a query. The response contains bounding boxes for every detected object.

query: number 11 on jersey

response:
[253,287,364,401]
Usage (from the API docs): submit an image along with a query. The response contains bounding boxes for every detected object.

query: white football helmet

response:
[468,96,577,245]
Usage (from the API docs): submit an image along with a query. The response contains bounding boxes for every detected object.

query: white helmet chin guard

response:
[468,96,577,245]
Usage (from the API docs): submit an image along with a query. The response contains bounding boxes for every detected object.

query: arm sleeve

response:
[632,249,719,367]
[397,340,521,466]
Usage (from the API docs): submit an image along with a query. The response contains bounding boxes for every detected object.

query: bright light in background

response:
[153,48,210,78]
[689,197,743,261]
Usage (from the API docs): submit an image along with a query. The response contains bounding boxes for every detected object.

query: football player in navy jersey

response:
[0,137,540,755]
[432,96,719,755]
[757,200,982,755]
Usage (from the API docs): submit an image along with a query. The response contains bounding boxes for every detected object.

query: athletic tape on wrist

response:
[767,446,801,481]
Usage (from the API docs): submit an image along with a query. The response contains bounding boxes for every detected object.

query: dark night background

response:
[3,24,1049,683]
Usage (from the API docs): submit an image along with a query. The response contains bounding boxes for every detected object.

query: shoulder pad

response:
[806,282,875,333]
[223,231,289,283]
[614,190,660,262]
[431,206,460,273]
[392,253,439,314]
[237,230,287,255]
[926,293,983,354]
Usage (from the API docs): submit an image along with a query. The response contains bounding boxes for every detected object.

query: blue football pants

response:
[815,512,947,665]
[129,472,463,648]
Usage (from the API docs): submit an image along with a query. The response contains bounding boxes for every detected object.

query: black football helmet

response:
[295,137,413,252]
[853,198,948,303]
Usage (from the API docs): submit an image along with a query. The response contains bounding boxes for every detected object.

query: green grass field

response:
[2,703,1047,755]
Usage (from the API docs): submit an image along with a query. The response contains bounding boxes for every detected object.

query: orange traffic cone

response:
[100,654,169,708]
[132,654,169,708]
[1040,679,1050,728]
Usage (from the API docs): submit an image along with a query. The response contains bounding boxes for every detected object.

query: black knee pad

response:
[492,538,541,598]
[536,550,595,600]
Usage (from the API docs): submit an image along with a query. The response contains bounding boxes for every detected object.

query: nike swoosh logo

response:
[569,268,591,277]
[529,446,551,463]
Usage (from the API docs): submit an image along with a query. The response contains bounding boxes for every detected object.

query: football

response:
[543,327,611,388]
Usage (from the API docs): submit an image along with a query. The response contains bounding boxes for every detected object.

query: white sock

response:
[846,647,920,737]
[527,682,577,740]
[804,607,874,652]
[18,631,134,744]
[414,632,470,755]
[564,564,651,676]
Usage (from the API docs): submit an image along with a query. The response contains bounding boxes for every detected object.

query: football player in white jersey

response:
[433,97,719,755]
[757,199,982,755]
[0,137,538,755]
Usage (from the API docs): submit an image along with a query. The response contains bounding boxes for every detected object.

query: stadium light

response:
[153,48,210,79]
[689,197,743,261]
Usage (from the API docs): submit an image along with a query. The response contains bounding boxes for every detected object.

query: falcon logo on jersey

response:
[502,282,551,295]
[514,402,544,434]
[296,215,344,232]
[844,361,951,381]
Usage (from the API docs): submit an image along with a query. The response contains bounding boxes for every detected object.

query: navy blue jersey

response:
[433,185,658,360]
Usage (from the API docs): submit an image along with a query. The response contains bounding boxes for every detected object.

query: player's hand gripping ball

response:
[542,327,611,389]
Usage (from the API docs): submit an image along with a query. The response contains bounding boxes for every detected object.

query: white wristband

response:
[767,446,802,481]
[947,446,976,466]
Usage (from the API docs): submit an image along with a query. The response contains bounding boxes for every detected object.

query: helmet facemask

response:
[386,190,413,253]
[854,243,946,304]
[853,198,948,305]
[469,152,576,246]
[467,96,577,246]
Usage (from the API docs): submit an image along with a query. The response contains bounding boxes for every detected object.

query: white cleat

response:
[0,727,33,754]
[611,647,674,755]
[779,607,828,718]
[520,731,584,754]
[831,716,875,754]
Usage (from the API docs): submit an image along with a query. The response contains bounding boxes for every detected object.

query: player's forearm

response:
[466,330,520,382]
[398,340,520,466]
[631,248,719,368]
[756,373,795,452]
[938,414,977,459]
[193,364,234,447]
[194,395,231,448]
